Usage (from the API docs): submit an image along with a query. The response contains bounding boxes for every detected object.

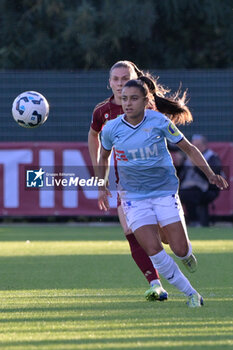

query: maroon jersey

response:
[91,96,123,132]
[91,96,123,206]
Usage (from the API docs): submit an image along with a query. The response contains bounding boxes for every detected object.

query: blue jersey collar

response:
[121,111,147,129]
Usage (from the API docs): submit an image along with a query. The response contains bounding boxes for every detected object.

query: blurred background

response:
[0,0,232,223]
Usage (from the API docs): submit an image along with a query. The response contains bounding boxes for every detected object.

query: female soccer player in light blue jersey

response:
[88,61,168,301]
[98,77,228,308]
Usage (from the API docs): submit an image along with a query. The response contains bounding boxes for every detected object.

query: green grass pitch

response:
[0,224,232,350]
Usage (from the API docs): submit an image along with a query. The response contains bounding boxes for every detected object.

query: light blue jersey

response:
[101,109,184,201]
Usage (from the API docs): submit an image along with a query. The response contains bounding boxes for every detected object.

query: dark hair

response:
[124,76,192,125]
[123,79,155,110]
[123,79,147,91]
[109,60,143,78]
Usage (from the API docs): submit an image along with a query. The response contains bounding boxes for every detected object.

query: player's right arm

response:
[88,127,100,177]
[98,122,114,211]
[98,146,112,211]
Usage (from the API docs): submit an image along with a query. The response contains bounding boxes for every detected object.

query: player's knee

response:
[172,242,189,258]
[143,244,162,257]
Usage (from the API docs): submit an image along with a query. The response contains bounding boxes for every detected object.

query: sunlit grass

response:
[0,287,232,349]
[0,239,232,256]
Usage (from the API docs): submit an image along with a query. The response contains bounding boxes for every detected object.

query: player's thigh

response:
[154,194,189,256]
[134,224,163,256]
[117,204,131,235]
[121,198,157,234]
[162,221,189,257]
[158,225,169,244]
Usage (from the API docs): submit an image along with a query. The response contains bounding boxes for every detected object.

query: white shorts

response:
[121,194,184,232]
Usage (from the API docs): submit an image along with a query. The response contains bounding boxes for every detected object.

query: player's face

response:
[121,87,147,123]
[109,67,137,103]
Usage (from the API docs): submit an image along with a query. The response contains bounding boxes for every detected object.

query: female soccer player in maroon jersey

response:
[88,61,168,301]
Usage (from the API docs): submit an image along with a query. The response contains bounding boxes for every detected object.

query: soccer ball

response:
[12,91,49,128]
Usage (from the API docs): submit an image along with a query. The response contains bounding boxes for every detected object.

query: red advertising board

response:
[0,142,117,216]
[0,142,232,216]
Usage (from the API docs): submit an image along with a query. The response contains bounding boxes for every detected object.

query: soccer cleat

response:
[182,253,197,273]
[187,293,204,308]
[144,285,168,301]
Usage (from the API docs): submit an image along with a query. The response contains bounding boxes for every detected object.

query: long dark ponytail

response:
[138,75,193,125]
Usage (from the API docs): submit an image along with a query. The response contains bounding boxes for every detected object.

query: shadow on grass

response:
[0,254,141,290]
[0,225,232,242]
[0,226,123,242]
[0,334,231,350]
[0,252,232,290]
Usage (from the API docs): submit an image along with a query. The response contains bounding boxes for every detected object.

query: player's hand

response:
[208,174,229,190]
[98,187,112,211]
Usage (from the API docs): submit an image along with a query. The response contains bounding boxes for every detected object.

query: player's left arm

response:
[177,138,229,190]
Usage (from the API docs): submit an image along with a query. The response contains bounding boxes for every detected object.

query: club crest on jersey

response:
[104,113,109,119]
[167,122,180,136]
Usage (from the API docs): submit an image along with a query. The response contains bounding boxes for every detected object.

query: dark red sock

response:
[126,233,160,283]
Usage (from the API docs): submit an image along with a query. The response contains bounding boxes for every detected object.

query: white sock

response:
[150,279,161,287]
[149,249,197,296]
[176,242,193,260]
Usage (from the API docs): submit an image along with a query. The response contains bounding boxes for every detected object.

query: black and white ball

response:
[12,91,49,128]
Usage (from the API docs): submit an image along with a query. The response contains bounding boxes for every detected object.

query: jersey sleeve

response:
[161,118,184,144]
[101,123,113,151]
[90,108,103,133]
